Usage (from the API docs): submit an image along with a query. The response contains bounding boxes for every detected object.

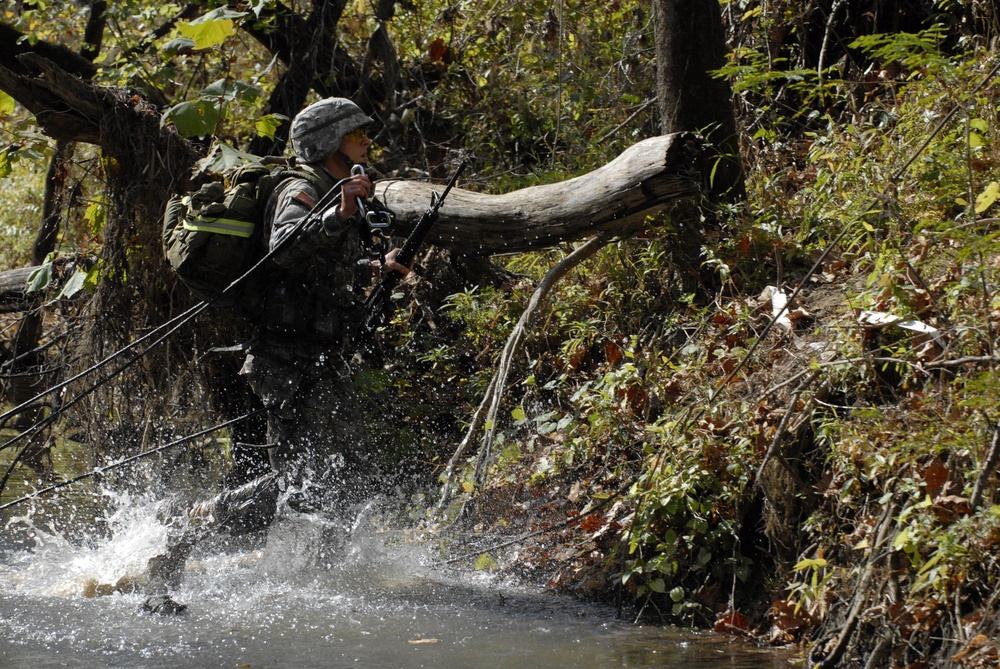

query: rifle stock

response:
[364,160,467,331]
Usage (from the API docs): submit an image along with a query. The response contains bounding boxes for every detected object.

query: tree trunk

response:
[653,0,744,200]
[6,1,104,427]
[5,141,75,425]
[245,0,351,156]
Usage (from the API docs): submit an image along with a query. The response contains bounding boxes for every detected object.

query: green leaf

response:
[201,79,261,104]
[793,557,827,571]
[0,89,15,115]
[974,181,999,214]
[648,578,666,593]
[179,20,234,49]
[696,547,712,566]
[498,441,521,465]
[0,149,10,179]
[969,118,989,132]
[669,586,685,602]
[84,198,105,235]
[179,9,244,49]
[57,268,91,299]
[26,263,53,293]
[255,113,287,140]
[511,406,527,422]
[892,527,911,551]
[82,262,101,293]
[161,37,196,55]
[194,142,261,174]
[474,553,497,571]
[194,8,250,22]
[162,99,220,138]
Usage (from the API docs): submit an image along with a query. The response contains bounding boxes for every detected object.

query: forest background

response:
[1,1,1000,667]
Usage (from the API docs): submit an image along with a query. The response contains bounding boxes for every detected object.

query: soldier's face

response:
[339,127,371,165]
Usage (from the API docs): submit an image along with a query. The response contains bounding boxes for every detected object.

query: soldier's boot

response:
[142,531,194,615]
[141,472,281,615]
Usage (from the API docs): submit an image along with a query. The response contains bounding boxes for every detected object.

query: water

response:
[0,490,794,669]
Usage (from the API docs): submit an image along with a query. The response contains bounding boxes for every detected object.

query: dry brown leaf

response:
[921,457,949,499]
[714,610,752,637]
[771,599,814,632]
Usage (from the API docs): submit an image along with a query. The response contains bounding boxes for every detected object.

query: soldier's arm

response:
[267,179,353,268]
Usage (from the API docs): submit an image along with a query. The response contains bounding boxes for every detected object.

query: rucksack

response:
[162,162,327,312]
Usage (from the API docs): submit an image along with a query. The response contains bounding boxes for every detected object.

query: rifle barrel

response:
[364,159,467,329]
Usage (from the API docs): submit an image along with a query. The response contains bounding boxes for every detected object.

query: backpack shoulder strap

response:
[261,163,338,213]
[289,163,338,196]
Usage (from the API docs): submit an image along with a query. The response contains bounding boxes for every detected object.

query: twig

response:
[811,498,899,669]
[598,99,656,143]
[970,418,1000,510]
[817,0,846,93]
[754,369,821,498]
[435,234,611,514]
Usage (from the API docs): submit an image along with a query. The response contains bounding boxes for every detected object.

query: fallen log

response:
[0,267,38,314]
[376,132,706,255]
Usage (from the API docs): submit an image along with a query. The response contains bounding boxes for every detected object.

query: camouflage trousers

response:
[240,338,373,514]
[143,338,372,608]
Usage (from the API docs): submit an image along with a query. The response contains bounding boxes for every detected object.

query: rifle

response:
[364,159,468,331]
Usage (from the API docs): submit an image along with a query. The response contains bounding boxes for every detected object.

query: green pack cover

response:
[162,162,323,311]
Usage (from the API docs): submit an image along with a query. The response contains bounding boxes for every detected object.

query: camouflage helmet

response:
[290,97,373,164]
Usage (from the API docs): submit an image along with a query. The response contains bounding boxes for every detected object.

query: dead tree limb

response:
[0,268,39,314]
[435,234,612,514]
[970,418,1000,510]
[375,132,707,255]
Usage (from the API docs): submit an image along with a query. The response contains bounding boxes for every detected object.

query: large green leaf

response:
[178,8,244,49]
[162,99,220,138]
[255,113,288,140]
[201,79,261,104]
[194,142,261,175]
[58,268,94,299]
[0,89,15,115]
[26,263,53,294]
[975,181,999,214]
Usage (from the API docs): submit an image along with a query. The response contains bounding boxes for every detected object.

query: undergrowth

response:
[428,31,1000,666]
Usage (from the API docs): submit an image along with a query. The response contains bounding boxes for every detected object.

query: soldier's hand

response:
[382,248,411,278]
[338,173,371,219]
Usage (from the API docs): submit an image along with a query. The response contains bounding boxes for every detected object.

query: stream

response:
[1,466,795,668]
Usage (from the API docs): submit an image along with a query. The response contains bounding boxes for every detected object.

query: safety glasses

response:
[344,127,368,142]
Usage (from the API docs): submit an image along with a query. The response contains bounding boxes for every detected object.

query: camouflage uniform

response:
[239,165,377,513]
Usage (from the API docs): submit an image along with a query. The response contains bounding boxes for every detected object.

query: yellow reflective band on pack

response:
[183,217,255,238]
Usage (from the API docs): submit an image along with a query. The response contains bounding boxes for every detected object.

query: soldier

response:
[242,96,410,513]
[143,98,409,614]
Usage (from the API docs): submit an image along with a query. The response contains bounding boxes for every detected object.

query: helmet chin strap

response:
[335,150,365,169]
